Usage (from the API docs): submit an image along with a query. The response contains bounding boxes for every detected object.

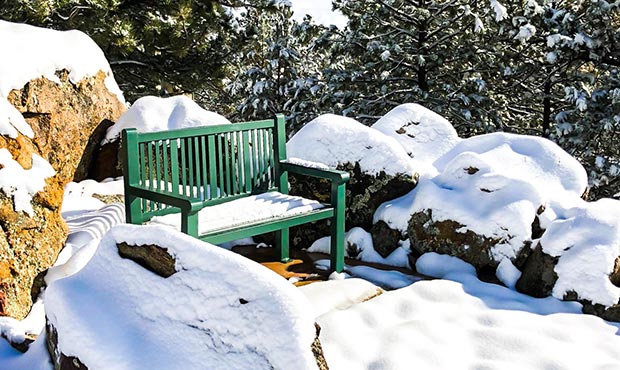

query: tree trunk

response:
[542,80,552,138]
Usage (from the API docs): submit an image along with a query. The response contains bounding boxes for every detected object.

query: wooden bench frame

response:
[121,114,349,273]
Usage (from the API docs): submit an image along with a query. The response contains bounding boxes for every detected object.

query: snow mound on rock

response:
[375,132,588,262]
[104,95,230,143]
[434,132,588,202]
[542,199,620,307]
[45,224,318,370]
[287,113,418,176]
[371,103,461,163]
[0,20,124,137]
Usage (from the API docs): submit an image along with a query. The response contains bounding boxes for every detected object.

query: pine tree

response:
[322,0,508,134]
[226,2,327,135]
[490,1,620,198]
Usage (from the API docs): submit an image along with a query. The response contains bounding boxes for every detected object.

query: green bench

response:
[121,114,349,273]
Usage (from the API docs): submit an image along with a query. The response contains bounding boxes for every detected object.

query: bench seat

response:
[149,192,325,237]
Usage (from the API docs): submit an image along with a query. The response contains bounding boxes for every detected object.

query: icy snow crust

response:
[45,224,318,370]
[0,20,124,137]
[542,199,620,307]
[371,103,461,163]
[375,132,589,262]
[103,95,230,143]
[287,114,418,176]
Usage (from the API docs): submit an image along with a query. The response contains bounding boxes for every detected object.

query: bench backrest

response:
[122,114,288,220]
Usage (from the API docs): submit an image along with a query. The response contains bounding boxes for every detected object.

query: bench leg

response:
[330,183,346,273]
[125,194,142,225]
[181,211,199,237]
[276,227,290,263]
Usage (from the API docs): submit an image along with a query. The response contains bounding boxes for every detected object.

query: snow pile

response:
[0,20,124,137]
[0,149,55,216]
[0,331,51,370]
[104,95,230,143]
[371,103,461,164]
[434,133,588,202]
[314,254,620,370]
[287,114,418,176]
[541,198,620,307]
[151,192,324,234]
[0,99,33,139]
[308,227,411,269]
[44,224,319,370]
[299,278,382,318]
[375,132,588,261]
[62,178,124,218]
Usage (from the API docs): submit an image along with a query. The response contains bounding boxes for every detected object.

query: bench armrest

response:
[127,185,204,213]
[280,160,350,184]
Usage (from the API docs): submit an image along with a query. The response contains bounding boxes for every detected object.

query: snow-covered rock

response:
[375,132,589,271]
[287,114,418,177]
[45,224,322,370]
[434,132,588,202]
[308,227,411,269]
[371,103,461,164]
[103,95,230,144]
[287,114,419,249]
[518,199,620,320]
[0,20,126,320]
[92,95,230,181]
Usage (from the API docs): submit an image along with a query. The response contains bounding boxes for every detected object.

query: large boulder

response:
[45,224,323,370]
[0,21,126,319]
[90,95,231,181]
[286,114,419,250]
[517,199,620,321]
[376,132,589,274]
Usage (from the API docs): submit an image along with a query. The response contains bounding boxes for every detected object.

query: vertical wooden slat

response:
[224,132,232,195]
[192,137,201,199]
[155,141,161,193]
[267,128,275,188]
[274,114,288,194]
[180,137,187,196]
[201,136,208,199]
[242,130,252,193]
[236,131,243,194]
[257,128,265,187]
[147,142,154,190]
[208,135,217,199]
[163,140,169,192]
[170,139,179,195]
[147,142,155,211]
[260,128,267,185]
[252,129,259,188]
[217,134,225,197]
[139,143,148,213]
[187,137,195,197]
[139,143,147,187]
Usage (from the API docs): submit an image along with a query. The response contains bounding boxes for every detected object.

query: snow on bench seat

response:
[149,192,325,235]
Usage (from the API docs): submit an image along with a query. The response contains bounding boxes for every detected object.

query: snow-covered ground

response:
[2,176,620,370]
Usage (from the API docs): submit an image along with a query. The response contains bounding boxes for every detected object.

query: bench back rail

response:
[122,116,287,221]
